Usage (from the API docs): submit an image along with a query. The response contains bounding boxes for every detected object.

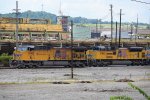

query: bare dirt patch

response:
[83,88,126,92]
[116,79,134,82]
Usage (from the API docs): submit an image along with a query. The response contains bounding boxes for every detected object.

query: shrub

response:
[1,53,9,56]
[0,53,12,67]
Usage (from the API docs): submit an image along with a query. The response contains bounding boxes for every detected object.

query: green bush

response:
[110,96,133,100]
[0,53,12,67]
[1,53,9,56]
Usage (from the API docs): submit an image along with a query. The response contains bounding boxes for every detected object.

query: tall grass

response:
[110,96,133,100]
[128,83,150,100]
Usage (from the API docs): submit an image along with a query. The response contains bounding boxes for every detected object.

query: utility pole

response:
[99,19,102,38]
[127,23,129,32]
[110,4,113,45]
[96,19,98,33]
[130,23,133,41]
[119,9,122,48]
[135,14,138,41]
[13,1,20,50]
[149,17,150,38]
[131,0,150,41]
[71,20,74,79]
[115,22,118,48]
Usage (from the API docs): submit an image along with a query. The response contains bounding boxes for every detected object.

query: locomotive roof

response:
[19,45,34,48]
[72,46,87,50]
[55,46,87,50]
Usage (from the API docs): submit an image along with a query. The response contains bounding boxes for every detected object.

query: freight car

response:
[10,45,87,68]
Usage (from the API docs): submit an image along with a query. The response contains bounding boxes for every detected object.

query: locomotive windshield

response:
[17,45,34,51]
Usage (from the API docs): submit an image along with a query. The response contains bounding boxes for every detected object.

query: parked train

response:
[10,45,150,68]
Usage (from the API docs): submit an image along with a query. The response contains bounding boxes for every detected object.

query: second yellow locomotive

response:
[87,46,149,66]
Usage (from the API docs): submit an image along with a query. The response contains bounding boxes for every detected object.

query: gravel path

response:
[0,65,150,100]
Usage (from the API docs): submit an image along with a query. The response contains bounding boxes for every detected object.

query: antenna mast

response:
[41,4,44,19]
[59,0,63,16]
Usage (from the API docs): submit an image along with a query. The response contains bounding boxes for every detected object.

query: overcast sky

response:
[0,0,150,23]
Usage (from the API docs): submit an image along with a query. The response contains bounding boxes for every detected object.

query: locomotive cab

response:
[10,45,35,68]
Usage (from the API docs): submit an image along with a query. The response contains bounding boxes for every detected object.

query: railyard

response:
[1,0,150,100]
[0,65,150,100]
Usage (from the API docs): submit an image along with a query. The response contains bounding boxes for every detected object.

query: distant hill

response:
[0,11,57,23]
[0,11,110,24]
[0,11,148,25]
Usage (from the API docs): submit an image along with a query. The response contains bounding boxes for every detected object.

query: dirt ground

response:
[0,65,150,100]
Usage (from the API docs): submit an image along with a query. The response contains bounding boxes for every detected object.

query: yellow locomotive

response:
[87,46,149,66]
[10,45,87,68]
[10,45,150,68]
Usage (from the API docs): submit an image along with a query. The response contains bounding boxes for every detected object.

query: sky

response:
[0,0,150,23]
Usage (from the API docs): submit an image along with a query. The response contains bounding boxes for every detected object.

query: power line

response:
[131,0,150,4]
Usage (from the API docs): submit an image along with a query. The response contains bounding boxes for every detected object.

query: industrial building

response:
[0,17,70,42]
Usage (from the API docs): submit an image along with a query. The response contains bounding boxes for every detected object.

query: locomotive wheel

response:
[24,65,30,68]
[79,64,85,68]
[81,63,86,67]
[88,63,92,67]
[17,64,25,69]
[32,65,37,68]
[64,65,69,68]
[93,64,97,67]
[98,64,104,67]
